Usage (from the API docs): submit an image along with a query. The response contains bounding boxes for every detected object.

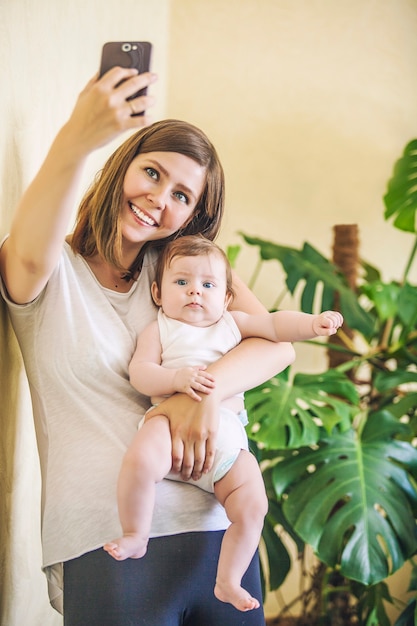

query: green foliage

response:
[246,369,358,448]
[384,139,417,233]
[272,412,417,585]
[357,581,393,626]
[239,234,376,338]
[238,138,417,624]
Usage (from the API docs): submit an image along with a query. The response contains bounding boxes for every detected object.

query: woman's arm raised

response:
[0,68,156,304]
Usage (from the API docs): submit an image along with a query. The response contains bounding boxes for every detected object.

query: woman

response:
[0,66,295,625]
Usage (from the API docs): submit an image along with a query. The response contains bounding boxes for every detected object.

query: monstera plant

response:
[231,139,417,625]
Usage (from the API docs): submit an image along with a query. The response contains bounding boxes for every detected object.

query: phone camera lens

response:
[122,43,132,52]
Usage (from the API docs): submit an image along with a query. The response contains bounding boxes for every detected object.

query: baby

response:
[104,234,343,612]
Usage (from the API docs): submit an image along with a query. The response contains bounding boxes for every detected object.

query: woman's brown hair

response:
[70,119,225,278]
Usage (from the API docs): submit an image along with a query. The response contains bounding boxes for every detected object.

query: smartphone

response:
[99,41,153,114]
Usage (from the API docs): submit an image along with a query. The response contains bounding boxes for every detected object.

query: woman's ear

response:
[151,281,162,306]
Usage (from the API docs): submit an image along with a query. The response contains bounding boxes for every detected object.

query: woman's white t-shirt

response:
[0,241,229,611]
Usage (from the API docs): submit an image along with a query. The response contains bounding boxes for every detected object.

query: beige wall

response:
[1,0,416,623]
[167,0,417,372]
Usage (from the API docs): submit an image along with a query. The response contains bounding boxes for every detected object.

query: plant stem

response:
[271,286,290,311]
[248,257,263,291]
[402,235,417,284]
[334,328,359,353]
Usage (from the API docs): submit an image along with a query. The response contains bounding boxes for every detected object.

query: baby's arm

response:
[129,321,215,401]
[231,309,343,343]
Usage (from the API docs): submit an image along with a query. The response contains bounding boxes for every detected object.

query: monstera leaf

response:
[384,138,417,233]
[262,503,292,590]
[373,369,417,435]
[361,281,417,349]
[260,467,308,592]
[239,233,375,338]
[271,410,417,585]
[374,368,417,392]
[237,233,294,263]
[245,369,359,449]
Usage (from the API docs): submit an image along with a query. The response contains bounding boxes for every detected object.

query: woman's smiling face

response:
[121,151,206,246]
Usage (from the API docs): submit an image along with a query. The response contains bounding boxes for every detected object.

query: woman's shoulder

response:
[143,245,159,266]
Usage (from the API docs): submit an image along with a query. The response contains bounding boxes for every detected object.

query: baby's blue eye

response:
[203,282,215,289]
[176,279,187,286]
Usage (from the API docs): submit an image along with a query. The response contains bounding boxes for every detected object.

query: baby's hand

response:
[313,311,344,336]
[173,366,216,401]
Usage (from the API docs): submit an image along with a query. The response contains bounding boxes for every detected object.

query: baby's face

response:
[154,253,230,327]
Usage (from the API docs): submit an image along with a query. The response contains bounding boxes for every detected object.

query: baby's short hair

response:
[154,234,234,299]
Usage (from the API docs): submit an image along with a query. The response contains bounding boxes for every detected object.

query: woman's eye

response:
[145,167,158,180]
[173,191,188,204]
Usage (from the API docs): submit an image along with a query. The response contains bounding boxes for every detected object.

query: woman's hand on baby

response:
[146,392,220,480]
[173,366,216,402]
[312,311,344,336]
[64,68,157,154]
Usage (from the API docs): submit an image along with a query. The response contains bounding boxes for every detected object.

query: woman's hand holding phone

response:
[64,68,156,155]
[99,41,154,116]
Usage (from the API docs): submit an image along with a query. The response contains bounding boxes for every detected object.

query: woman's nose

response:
[147,186,168,209]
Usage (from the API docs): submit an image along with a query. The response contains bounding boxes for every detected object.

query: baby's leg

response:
[103,415,172,560]
[213,450,268,612]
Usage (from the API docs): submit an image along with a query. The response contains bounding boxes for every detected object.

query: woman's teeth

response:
[129,203,157,226]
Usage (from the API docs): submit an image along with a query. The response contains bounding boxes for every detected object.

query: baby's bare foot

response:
[214,580,260,612]
[103,535,147,561]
